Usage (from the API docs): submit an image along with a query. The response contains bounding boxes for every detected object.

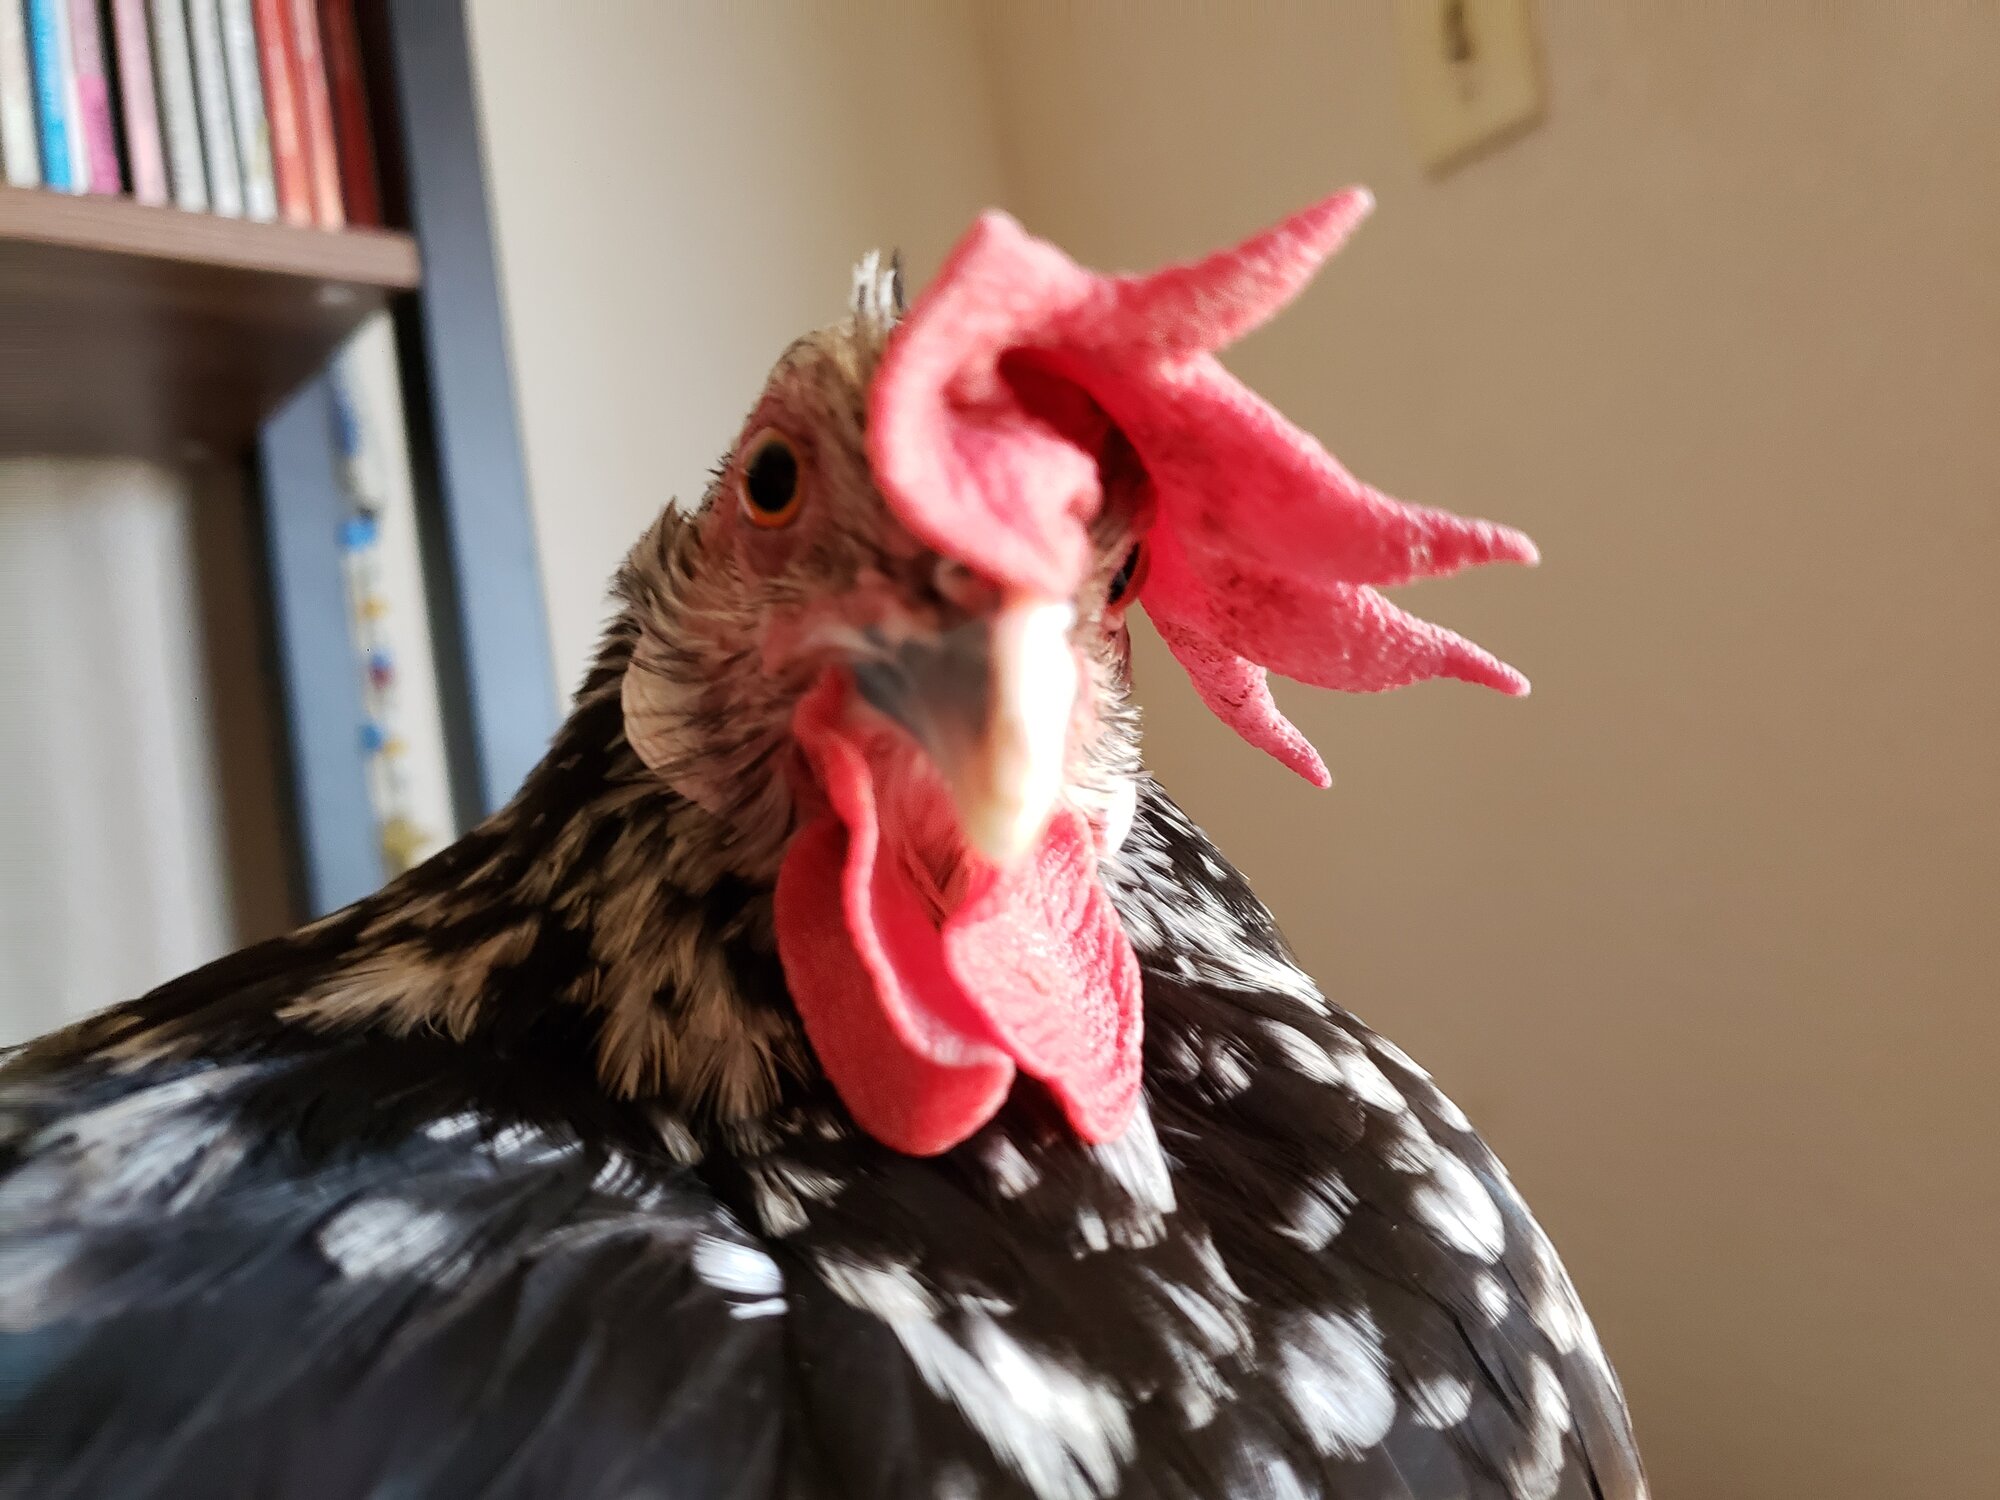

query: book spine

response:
[0,0,43,185]
[65,0,119,192]
[184,0,238,214]
[109,0,167,203]
[315,0,372,225]
[216,0,272,219]
[24,0,69,189]
[148,0,207,210]
[286,0,336,226]
[52,0,89,189]
[249,0,304,222]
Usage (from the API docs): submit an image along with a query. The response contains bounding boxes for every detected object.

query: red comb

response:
[870,189,1535,782]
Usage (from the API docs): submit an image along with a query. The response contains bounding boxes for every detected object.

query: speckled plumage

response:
[0,270,1643,1500]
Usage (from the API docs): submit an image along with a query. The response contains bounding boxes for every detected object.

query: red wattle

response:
[943,809,1141,1143]
[774,673,1142,1155]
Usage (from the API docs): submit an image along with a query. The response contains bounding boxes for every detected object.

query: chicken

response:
[0,191,1645,1500]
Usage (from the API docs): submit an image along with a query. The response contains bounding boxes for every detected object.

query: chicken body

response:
[0,243,1644,1500]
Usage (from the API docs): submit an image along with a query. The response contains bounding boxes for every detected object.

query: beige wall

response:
[982,6,1999,1498]
[467,0,1008,697]
[471,5,1999,1496]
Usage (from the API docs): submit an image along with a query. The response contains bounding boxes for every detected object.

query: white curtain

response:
[0,459,232,1043]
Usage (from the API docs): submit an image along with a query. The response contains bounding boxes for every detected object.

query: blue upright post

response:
[367,0,559,826]
[256,375,381,914]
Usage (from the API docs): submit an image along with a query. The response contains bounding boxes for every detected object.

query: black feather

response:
[0,779,1642,1499]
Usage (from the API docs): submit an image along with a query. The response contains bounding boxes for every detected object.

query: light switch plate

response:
[1395,0,1545,174]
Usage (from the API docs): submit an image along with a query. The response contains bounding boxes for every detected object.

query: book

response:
[109,0,168,204]
[316,0,374,226]
[66,0,120,193]
[148,0,208,211]
[0,0,42,185]
[250,0,307,223]
[185,0,241,215]
[287,0,338,226]
[217,0,274,219]
[56,0,89,190]
[25,0,73,190]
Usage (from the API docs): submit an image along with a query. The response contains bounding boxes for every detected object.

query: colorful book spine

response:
[149,0,208,211]
[217,0,275,219]
[250,0,307,223]
[55,0,89,190]
[25,0,72,190]
[287,0,338,226]
[110,0,168,204]
[66,0,119,193]
[185,0,241,215]
[0,0,42,185]
[316,0,373,226]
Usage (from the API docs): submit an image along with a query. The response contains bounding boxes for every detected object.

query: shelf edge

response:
[0,185,421,289]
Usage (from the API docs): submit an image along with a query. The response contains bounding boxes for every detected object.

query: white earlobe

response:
[621,650,685,779]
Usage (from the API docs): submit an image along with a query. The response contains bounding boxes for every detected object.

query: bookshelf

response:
[0,0,557,919]
[0,184,419,457]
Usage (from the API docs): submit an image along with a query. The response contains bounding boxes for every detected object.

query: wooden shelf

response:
[0,186,421,461]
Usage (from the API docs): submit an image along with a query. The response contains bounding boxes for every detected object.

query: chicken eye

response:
[739,431,803,527]
[1105,543,1148,609]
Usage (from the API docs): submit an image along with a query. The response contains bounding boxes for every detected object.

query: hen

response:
[0,191,1644,1500]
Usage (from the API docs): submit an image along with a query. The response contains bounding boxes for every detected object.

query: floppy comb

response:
[870,188,1536,785]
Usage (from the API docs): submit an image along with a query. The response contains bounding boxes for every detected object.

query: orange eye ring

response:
[738,429,804,528]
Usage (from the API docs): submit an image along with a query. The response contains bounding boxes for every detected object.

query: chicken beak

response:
[851,597,1079,866]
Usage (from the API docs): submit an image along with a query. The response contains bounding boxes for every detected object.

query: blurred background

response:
[2,4,1995,1496]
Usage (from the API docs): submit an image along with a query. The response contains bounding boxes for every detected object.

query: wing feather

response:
[0,1050,793,1500]
[1109,781,1647,1500]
